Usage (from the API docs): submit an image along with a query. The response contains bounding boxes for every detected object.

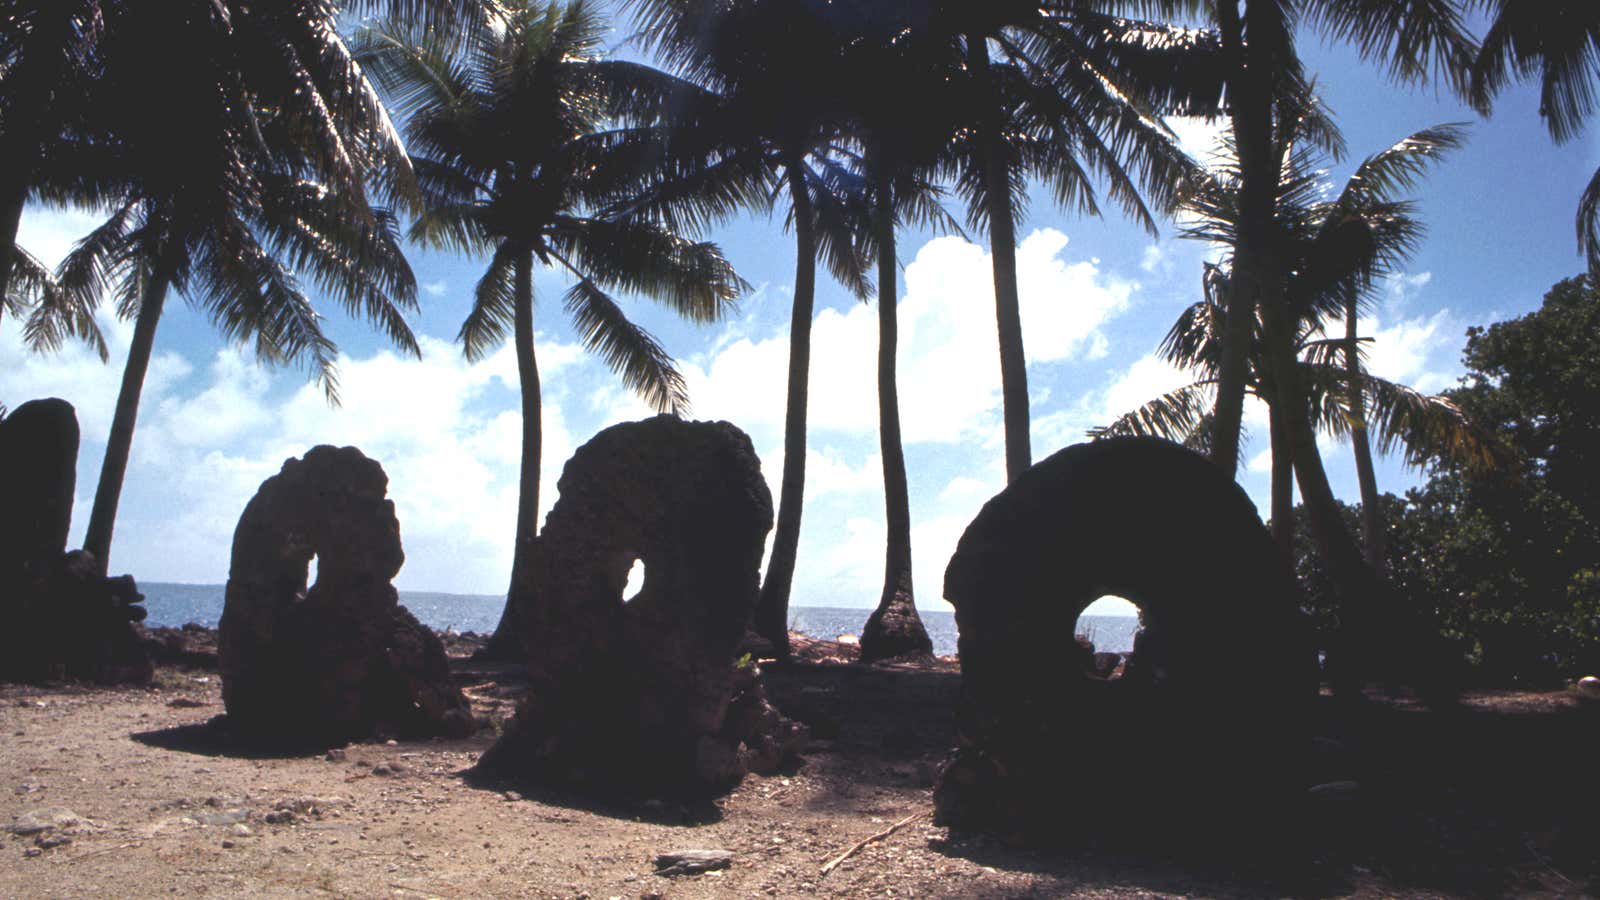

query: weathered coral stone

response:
[479,415,802,794]
[0,399,150,684]
[219,446,471,744]
[934,437,1318,841]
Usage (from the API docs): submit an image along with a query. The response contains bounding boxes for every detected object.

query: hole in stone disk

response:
[1074,595,1140,681]
[296,554,319,602]
[623,558,645,604]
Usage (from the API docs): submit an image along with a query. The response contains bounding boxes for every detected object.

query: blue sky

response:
[3,16,1597,613]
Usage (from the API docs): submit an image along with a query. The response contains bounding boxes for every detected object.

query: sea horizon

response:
[136,581,1140,656]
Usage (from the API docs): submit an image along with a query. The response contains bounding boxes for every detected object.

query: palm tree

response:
[837,13,972,663]
[1123,0,1477,477]
[1096,119,1509,692]
[0,1,133,349]
[356,0,747,659]
[0,0,489,316]
[626,0,876,658]
[1468,1,1600,274]
[70,0,422,572]
[0,1,105,310]
[944,2,1222,483]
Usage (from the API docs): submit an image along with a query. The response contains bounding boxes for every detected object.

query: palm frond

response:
[15,246,108,360]
[1089,381,1215,446]
[1305,0,1478,93]
[1470,0,1600,143]
[1301,361,1511,476]
[1337,122,1469,209]
[1581,163,1600,277]
[561,276,689,415]
[458,242,520,363]
[54,202,137,322]
[544,216,745,324]
[192,222,341,404]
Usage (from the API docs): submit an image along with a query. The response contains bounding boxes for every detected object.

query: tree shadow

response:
[458,764,725,827]
[925,828,1351,899]
[130,715,340,761]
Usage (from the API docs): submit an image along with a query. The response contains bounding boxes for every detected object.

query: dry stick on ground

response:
[819,810,926,877]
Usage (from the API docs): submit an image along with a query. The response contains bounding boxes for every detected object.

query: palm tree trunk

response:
[1260,258,1372,697]
[482,249,541,660]
[0,185,26,312]
[860,172,932,664]
[83,270,171,574]
[967,32,1031,482]
[1289,396,1380,699]
[1268,396,1295,556]
[1210,2,1276,476]
[1344,308,1386,575]
[754,162,818,657]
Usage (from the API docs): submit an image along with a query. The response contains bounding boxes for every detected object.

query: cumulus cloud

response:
[682,228,1136,450]
[1167,115,1229,165]
[16,206,104,268]
[1312,272,1461,394]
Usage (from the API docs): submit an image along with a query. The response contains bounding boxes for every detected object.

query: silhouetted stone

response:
[0,400,151,683]
[478,416,803,795]
[933,437,1318,843]
[0,399,77,575]
[218,446,471,745]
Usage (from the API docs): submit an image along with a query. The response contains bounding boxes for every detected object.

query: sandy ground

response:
[1,634,1596,899]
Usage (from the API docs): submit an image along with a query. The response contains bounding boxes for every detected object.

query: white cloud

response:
[1167,115,1228,167]
[16,206,103,268]
[1097,354,1193,423]
[1140,243,1166,273]
[422,279,449,297]
[1247,447,1273,474]
[1312,273,1460,394]
[682,228,1138,450]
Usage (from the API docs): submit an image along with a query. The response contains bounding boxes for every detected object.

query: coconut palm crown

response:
[627,0,886,656]
[57,0,423,572]
[355,0,747,657]
[1468,1,1600,274]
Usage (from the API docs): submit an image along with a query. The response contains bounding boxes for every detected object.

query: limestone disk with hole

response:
[218,445,472,744]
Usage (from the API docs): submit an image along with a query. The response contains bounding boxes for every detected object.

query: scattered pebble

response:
[197,809,250,826]
[11,808,81,836]
[325,748,346,762]
[654,849,733,876]
[221,839,236,849]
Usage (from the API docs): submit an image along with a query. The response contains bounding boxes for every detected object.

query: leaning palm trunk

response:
[967,33,1030,483]
[1344,307,1386,575]
[1261,275,1370,696]
[754,163,819,658]
[1288,395,1381,698]
[0,187,26,312]
[482,249,542,660]
[860,173,932,664]
[1267,394,1295,556]
[83,270,172,573]
[1208,3,1276,476]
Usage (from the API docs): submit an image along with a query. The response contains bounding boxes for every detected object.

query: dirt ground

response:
[1,631,1596,899]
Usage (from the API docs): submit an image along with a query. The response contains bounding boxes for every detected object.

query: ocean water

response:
[139,582,1140,657]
